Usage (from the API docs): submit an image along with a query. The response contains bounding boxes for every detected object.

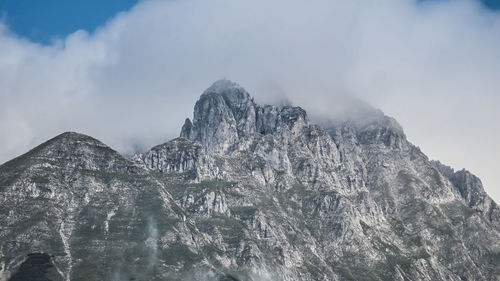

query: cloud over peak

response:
[1,0,499,201]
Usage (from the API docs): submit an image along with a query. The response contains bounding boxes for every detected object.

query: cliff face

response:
[1,80,499,281]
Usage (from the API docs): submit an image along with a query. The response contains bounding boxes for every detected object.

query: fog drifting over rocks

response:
[0,0,499,202]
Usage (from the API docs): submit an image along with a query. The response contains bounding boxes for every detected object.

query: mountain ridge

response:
[1,80,499,281]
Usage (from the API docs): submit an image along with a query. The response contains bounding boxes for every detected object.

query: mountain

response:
[1,80,499,281]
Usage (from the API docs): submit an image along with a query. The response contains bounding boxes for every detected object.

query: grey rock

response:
[432,160,500,229]
[1,80,500,281]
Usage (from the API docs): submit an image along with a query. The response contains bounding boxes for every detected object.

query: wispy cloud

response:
[0,0,499,201]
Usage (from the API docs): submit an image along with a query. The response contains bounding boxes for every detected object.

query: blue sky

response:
[0,0,499,44]
[483,0,500,9]
[0,0,140,44]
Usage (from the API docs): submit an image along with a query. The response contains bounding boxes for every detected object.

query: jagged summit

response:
[181,80,310,154]
[432,160,500,228]
[181,80,409,156]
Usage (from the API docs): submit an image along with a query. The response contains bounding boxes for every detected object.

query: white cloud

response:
[0,0,499,202]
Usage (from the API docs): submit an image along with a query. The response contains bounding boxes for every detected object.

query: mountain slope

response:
[0,132,188,280]
[1,80,499,281]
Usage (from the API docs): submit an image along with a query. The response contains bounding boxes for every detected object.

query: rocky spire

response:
[181,79,309,154]
[180,79,256,153]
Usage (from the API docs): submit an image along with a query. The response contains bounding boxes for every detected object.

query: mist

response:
[0,0,499,202]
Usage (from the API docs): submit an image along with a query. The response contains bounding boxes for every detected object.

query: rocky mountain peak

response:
[181,80,310,154]
[33,131,113,154]
[0,131,131,177]
[2,80,500,281]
